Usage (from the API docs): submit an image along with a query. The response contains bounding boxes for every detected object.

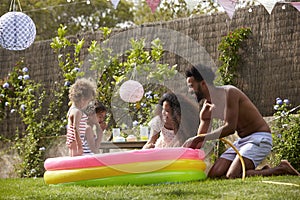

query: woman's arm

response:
[143,130,159,149]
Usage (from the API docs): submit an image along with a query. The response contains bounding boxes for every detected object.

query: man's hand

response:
[182,135,205,149]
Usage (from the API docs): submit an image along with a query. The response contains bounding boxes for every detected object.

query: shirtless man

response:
[182,65,300,178]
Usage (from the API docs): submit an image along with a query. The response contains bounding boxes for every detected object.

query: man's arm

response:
[204,88,239,140]
[183,88,239,148]
[197,100,213,135]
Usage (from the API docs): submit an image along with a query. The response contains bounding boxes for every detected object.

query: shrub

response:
[270,97,300,171]
[0,59,46,177]
[216,27,252,86]
[0,25,84,177]
[88,28,177,129]
[0,26,178,177]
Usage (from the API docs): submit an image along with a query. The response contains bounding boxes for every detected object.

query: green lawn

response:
[0,176,299,200]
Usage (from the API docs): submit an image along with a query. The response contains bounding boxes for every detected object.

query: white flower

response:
[132,120,139,127]
[39,147,46,151]
[22,67,29,73]
[283,99,290,105]
[64,81,71,87]
[20,104,26,111]
[3,82,9,88]
[281,111,287,117]
[145,91,152,98]
[276,99,283,105]
[23,75,30,80]
[73,67,80,72]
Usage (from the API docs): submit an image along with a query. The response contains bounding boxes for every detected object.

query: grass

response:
[0,176,299,200]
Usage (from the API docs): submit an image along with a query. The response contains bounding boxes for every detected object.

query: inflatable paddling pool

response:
[44,147,207,186]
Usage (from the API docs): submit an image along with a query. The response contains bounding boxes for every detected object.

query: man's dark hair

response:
[185,64,215,84]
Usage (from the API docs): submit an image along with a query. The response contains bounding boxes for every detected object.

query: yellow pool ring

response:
[60,170,207,186]
[44,159,206,184]
[220,138,246,180]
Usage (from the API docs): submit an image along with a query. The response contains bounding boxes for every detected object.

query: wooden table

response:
[99,141,147,153]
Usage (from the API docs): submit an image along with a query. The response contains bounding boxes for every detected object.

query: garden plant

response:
[0,26,299,187]
[0,25,177,177]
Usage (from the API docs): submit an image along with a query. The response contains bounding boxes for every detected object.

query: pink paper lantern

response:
[0,12,36,51]
[119,80,144,103]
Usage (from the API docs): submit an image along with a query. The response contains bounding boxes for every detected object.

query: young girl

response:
[66,78,96,157]
[143,92,199,149]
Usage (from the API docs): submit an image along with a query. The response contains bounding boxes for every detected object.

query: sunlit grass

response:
[0,176,299,200]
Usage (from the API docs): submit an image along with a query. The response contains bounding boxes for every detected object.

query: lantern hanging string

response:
[130,64,137,80]
[9,0,22,12]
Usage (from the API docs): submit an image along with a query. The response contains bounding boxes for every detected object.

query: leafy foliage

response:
[0,25,84,177]
[270,97,300,171]
[0,59,46,177]
[0,0,134,40]
[89,28,177,131]
[216,27,252,86]
[0,25,177,176]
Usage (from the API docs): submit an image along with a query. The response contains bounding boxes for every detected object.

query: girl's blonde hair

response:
[68,78,96,103]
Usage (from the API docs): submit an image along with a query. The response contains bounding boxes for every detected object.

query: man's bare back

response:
[222,85,271,138]
[197,85,271,140]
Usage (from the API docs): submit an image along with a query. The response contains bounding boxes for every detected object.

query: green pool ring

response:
[59,170,207,186]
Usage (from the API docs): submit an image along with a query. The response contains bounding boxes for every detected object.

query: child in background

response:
[143,92,199,149]
[66,78,97,157]
[95,101,107,132]
[83,101,106,154]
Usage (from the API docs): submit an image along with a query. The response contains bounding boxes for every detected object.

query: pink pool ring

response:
[44,147,207,186]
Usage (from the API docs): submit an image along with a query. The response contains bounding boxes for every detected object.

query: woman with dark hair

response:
[143,92,199,149]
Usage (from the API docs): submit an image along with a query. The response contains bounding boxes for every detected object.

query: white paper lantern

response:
[119,80,144,103]
[0,12,36,51]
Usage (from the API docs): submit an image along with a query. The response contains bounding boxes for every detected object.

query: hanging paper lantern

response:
[119,80,144,103]
[0,12,36,51]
